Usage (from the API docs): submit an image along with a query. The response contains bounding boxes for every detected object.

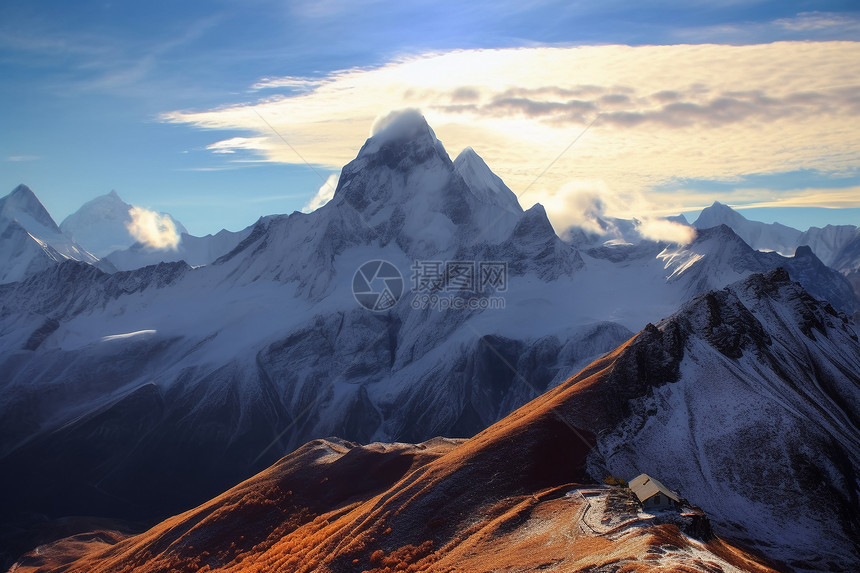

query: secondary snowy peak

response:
[0,184,61,233]
[59,190,135,256]
[693,201,746,229]
[693,201,801,255]
[60,190,187,257]
[454,147,522,215]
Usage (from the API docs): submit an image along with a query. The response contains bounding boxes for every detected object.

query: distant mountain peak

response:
[60,192,186,258]
[1,184,60,232]
[693,202,803,256]
[11,183,35,197]
[513,203,554,239]
[694,201,745,228]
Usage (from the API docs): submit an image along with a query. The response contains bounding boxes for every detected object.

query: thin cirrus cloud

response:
[161,42,860,230]
[4,155,40,162]
[775,11,860,32]
[251,76,325,91]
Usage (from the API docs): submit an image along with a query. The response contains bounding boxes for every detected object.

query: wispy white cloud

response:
[0,11,222,95]
[205,137,272,155]
[775,11,860,33]
[541,178,696,244]
[288,0,382,18]
[302,174,339,212]
[4,155,40,162]
[672,11,860,43]
[162,42,860,226]
[126,206,181,250]
[251,76,325,91]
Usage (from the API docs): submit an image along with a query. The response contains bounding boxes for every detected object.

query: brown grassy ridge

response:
[11,335,779,572]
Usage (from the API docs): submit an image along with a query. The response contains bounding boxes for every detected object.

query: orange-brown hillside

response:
[12,336,778,573]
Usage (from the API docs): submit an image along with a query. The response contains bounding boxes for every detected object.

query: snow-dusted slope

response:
[573,269,860,570]
[60,190,187,257]
[0,116,857,563]
[0,185,111,284]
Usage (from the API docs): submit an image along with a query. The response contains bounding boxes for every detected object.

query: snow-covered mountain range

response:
[693,201,860,271]
[9,270,858,572]
[0,113,858,570]
[0,184,112,284]
[0,186,249,283]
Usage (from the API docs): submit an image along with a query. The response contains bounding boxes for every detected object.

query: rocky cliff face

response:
[573,269,860,570]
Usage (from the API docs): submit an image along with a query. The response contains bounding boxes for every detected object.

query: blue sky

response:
[1,0,859,235]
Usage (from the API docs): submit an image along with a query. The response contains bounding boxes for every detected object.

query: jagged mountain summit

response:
[0,184,111,284]
[59,190,188,258]
[1,113,858,569]
[12,270,856,572]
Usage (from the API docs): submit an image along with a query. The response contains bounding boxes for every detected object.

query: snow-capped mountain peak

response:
[357,108,445,159]
[0,184,61,233]
[693,201,743,228]
[454,147,522,216]
[323,111,534,256]
[693,201,802,255]
[0,185,111,284]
